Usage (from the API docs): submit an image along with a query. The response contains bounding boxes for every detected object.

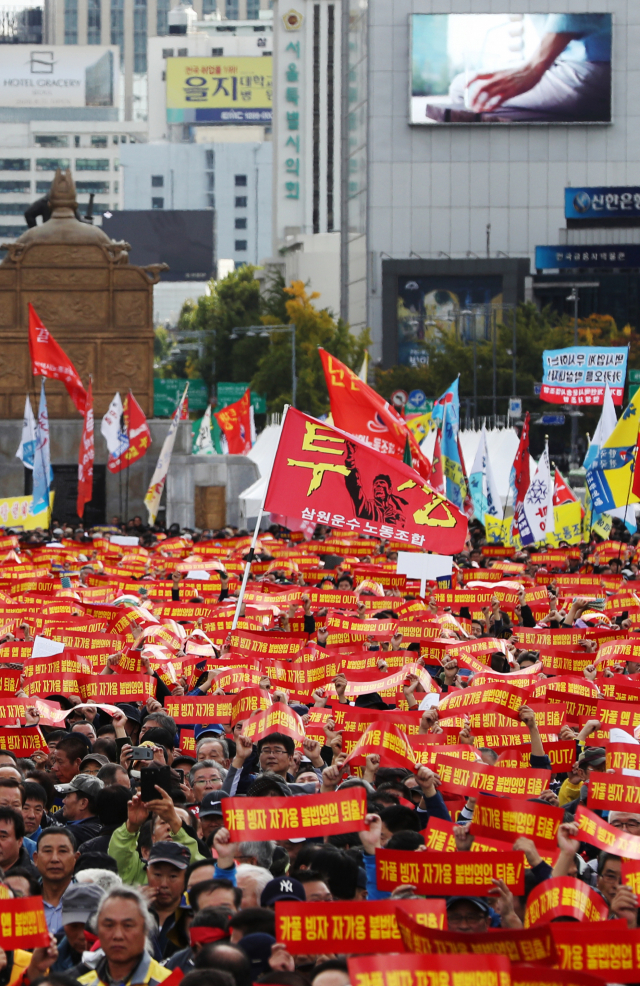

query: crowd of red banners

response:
[4,520,640,984]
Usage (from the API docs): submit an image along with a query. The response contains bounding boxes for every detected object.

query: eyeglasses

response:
[610,819,640,832]
[260,747,288,756]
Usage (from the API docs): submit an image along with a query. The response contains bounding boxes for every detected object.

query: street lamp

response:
[231,324,297,408]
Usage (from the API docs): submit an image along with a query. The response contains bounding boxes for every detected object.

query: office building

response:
[121,138,272,268]
[0,119,146,245]
[345,2,640,367]
[42,0,274,120]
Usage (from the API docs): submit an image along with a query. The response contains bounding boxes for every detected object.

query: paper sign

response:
[223,788,367,842]
[375,849,525,896]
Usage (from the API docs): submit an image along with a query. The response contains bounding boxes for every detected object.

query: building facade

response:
[0,119,146,246]
[121,138,272,268]
[348,1,640,366]
[42,0,274,120]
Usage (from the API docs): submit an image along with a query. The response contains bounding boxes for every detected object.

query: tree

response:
[251,281,370,415]
[179,265,266,390]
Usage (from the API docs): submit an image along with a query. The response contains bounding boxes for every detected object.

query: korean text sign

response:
[222,788,367,842]
[376,849,525,896]
[166,56,272,124]
[540,346,628,406]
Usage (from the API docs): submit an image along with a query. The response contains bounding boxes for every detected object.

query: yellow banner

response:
[0,493,54,531]
[166,56,272,121]
[547,501,582,546]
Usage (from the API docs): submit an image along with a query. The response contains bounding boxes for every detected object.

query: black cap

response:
[446,896,491,914]
[260,877,304,907]
[148,841,191,869]
[115,703,142,724]
[200,791,227,818]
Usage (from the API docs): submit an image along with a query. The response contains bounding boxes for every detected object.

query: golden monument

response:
[0,169,164,418]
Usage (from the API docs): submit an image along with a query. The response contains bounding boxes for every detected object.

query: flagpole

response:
[618,431,638,564]
[231,404,290,631]
[125,391,131,526]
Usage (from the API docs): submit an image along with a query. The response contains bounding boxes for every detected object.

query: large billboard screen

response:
[397,275,503,367]
[0,46,118,108]
[410,14,612,125]
[166,56,272,124]
[101,211,214,282]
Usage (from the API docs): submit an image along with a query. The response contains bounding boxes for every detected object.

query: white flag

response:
[193,405,216,455]
[144,383,189,524]
[521,441,555,545]
[101,392,128,458]
[468,425,501,521]
[16,395,36,469]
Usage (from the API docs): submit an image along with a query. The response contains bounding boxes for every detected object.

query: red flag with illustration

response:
[263,408,468,554]
[108,392,152,474]
[215,388,253,454]
[77,379,94,518]
[28,304,87,414]
[319,349,431,481]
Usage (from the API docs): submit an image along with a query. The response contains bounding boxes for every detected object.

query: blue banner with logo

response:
[565,187,640,221]
[536,245,640,270]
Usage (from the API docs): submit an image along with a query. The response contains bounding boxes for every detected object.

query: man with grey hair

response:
[78,886,172,986]
[188,761,226,804]
[234,840,275,870]
[235,862,273,908]
[608,810,640,832]
[196,737,231,769]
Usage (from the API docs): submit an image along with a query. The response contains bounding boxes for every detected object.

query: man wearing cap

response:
[53,883,104,972]
[199,791,226,842]
[57,774,104,847]
[80,753,111,776]
[446,897,491,933]
[260,876,305,909]
[559,747,606,814]
[145,841,191,958]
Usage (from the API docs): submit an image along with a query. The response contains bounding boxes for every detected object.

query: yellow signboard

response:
[166,56,272,124]
[0,493,54,531]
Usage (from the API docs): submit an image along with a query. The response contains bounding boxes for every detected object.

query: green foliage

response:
[252,280,370,415]
[176,268,370,416]
[153,323,178,378]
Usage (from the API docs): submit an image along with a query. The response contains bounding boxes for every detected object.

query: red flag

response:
[108,392,152,474]
[512,412,531,536]
[430,428,445,495]
[319,349,431,481]
[263,408,468,554]
[215,388,253,454]
[553,467,577,505]
[633,430,640,502]
[77,379,94,518]
[28,304,87,414]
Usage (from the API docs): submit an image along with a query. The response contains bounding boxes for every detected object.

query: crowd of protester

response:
[0,512,640,986]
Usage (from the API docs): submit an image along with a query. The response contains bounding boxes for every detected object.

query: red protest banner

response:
[376,849,525,896]
[524,877,609,927]
[607,743,640,772]
[229,630,306,659]
[550,921,640,983]
[497,742,575,774]
[223,788,367,842]
[276,899,446,955]
[423,816,514,855]
[0,727,48,757]
[241,702,306,744]
[0,699,28,725]
[576,805,640,860]
[231,688,272,724]
[588,772,640,814]
[395,907,557,964]
[179,730,195,756]
[347,954,511,986]
[165,696,234,725]
[342,723,417,770]
[511,968,604,986]
[470,793,563,851]
[437,762,551,800]
[438,682,527,721]
[0,896,50,949]
[596,701,640,731]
